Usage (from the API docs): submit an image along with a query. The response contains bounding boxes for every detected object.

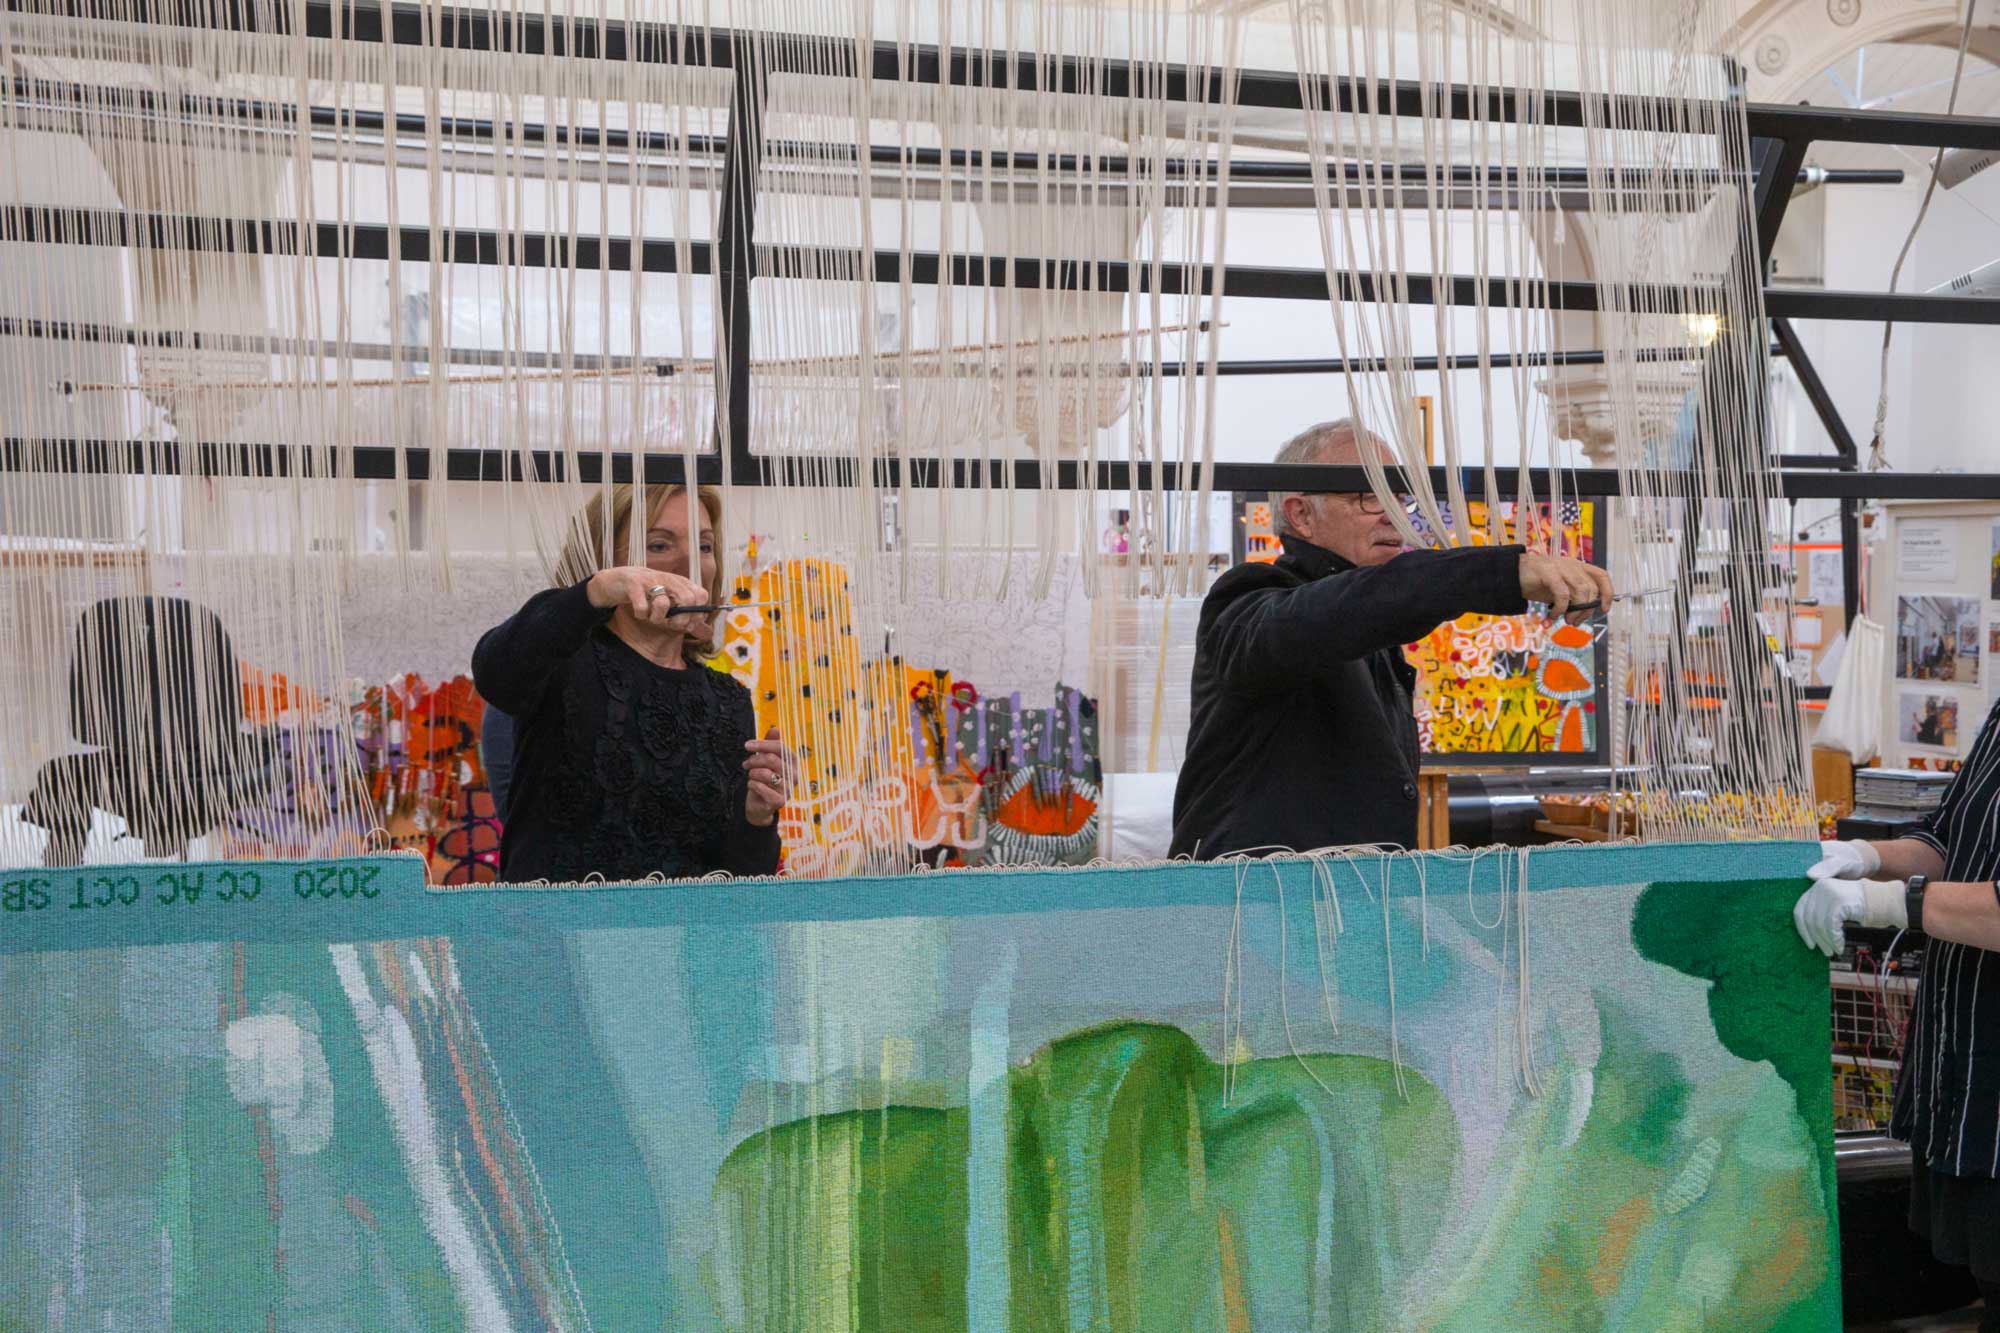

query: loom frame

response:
[2,0,1995,629]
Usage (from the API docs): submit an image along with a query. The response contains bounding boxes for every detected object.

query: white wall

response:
[1897,166,2000,472]
[1790,161,2000,476]
[1782,180,1915,468]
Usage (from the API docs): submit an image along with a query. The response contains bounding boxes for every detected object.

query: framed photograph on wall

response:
[1899,691,1962,751]
[1896,595,1981,685]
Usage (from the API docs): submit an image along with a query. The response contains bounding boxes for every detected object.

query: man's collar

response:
[1277,533,1355,579]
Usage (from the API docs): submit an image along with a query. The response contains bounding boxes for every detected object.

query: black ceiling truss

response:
[6,443,1991,503]
[2,0,1996,535]
[6,74,1905,202]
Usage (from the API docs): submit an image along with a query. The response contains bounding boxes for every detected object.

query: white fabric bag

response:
[1815,613,1885,763]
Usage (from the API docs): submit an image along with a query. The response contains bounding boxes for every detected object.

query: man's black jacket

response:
[1169,535,1528,858]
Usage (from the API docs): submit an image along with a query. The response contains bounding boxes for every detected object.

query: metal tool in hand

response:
[663,601,777,617]
[1565,586,1675,616]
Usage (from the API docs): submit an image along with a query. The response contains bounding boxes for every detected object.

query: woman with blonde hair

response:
[473,484,787,881]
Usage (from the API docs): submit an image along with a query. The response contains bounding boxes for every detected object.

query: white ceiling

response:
[1798,41,2000,170]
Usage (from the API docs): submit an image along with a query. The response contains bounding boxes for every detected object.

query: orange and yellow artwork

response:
[719,557,1100,875]
[1243,500,1281,564]
[718,559,924,876]
[1404,501,1599,757]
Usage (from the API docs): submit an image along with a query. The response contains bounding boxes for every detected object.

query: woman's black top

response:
[1898,695,2000,1178]
[472,581,780,882]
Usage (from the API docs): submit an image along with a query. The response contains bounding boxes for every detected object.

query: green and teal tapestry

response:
[0,841,1836,1329]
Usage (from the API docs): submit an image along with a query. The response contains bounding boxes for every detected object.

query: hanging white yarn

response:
[0,0,1813,869]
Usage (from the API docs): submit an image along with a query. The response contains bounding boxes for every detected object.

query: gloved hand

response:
[1793,876,1908,956]
[1807,839,1881,882]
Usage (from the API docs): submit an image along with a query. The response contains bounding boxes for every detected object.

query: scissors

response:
[663,601,778,616]
[1565,586,1675,616]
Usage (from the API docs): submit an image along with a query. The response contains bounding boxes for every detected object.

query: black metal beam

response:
[7,0,1676,125]
[7,441,1997,500]
[17,3,2000,150]
[1772,471,2000,499]
[713,54,764,480]
[23,2,2000,150]
[23,203,2000,324]
[1764,287,2000,325]
[1804,169,1908,185]
[1743,100,2000,153]
[3,74,1906,201]
[0,313,1740,380]
[1188,347,1722,376]
[0,204,1700,313]
[5,73,725,156]
[15,3,2000,163]
[0,205,719,273]
[0,315,684,372]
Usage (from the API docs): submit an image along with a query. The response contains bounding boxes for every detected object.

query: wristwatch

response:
[1906,875,1928,936]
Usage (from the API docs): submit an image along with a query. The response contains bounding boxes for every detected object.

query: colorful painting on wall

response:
[1404,500,1602,758]
[0,840,1837,1329]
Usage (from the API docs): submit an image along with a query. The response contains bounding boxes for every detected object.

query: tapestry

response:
[0,841,1836,1329]
[1404,500,1603,759]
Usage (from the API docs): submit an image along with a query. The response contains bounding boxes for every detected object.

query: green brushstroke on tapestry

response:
[714,1106,971,1331]
[713,1022,1456,1332]
[1634,876,1842,1332]
[1414,999,1834,1332]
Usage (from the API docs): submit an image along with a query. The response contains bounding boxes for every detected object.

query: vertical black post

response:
[1839,497,1861,623]
[1752,134,1810,270]
[1230,494,1253,567]
[713,40,767,480]
[1768,314,1866,627]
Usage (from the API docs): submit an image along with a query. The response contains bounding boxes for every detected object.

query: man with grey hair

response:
[1169,419,1612,857]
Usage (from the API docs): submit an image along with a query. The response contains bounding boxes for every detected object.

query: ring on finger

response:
[646,584,669,601]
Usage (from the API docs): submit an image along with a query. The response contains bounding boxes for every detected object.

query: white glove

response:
[1807,839,1881,882]
[1792,877,1909,956]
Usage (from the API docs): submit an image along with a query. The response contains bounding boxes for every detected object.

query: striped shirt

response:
[1894,695,2000,1178]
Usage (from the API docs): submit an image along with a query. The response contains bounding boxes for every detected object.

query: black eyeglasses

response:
[1299,491,1418,515]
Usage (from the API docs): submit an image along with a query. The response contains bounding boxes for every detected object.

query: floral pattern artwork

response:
[1403,501,1601,758]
